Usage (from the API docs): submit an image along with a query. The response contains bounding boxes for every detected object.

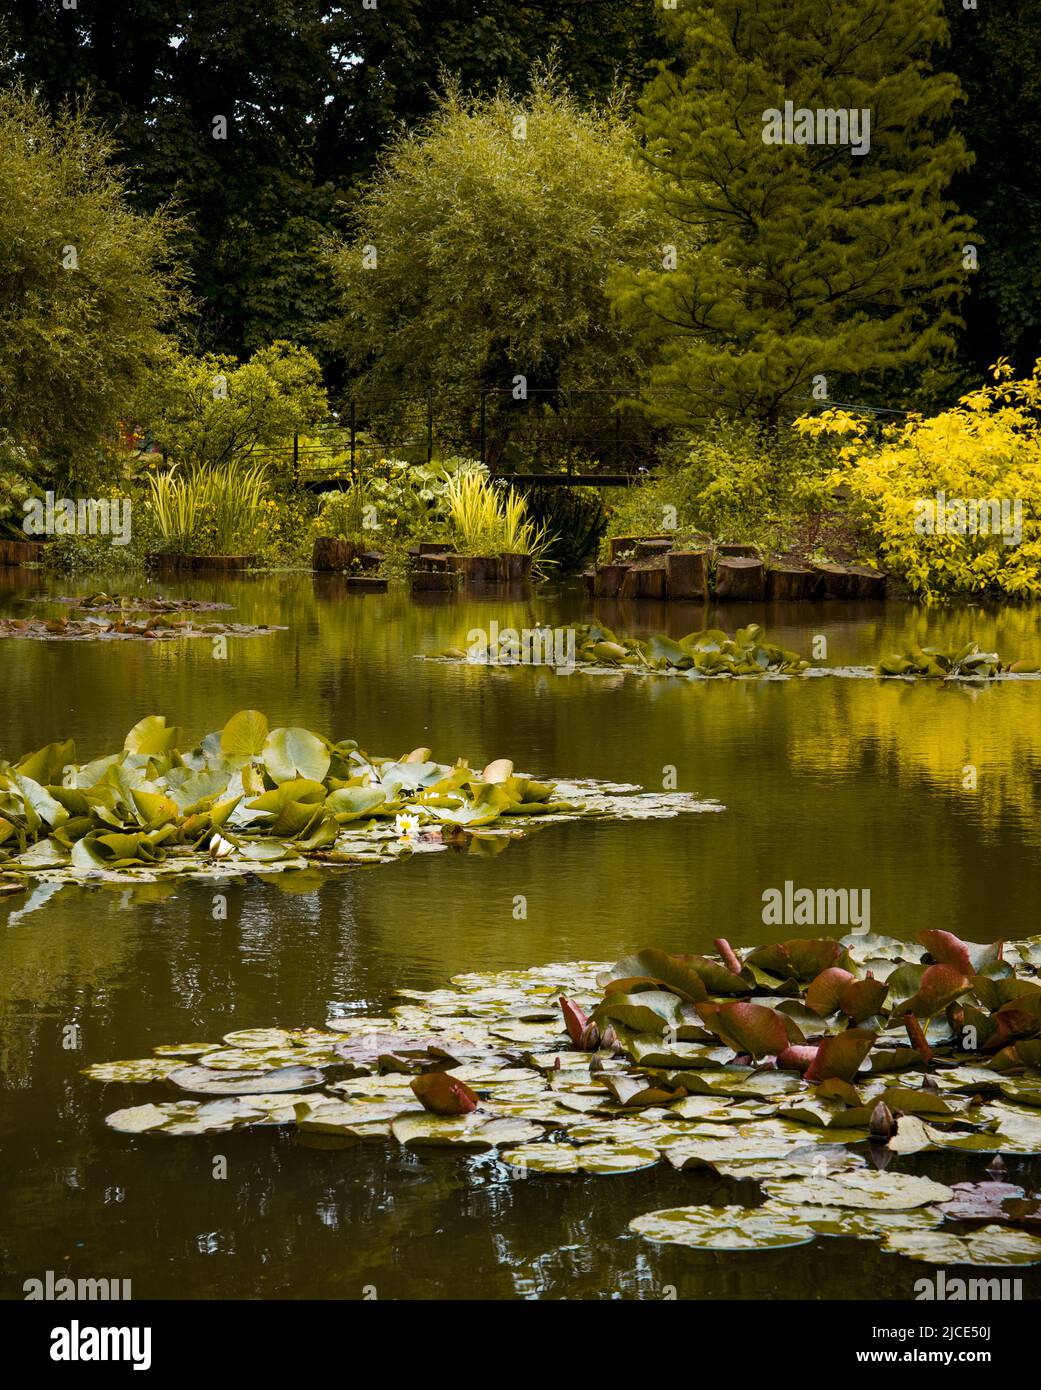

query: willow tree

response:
[324,75,658,465]
[0,87,183,467]
[615,0,973,424]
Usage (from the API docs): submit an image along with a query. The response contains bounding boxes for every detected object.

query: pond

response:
[2,569,1040,1300]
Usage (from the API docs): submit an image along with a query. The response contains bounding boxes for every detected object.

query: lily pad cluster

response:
[878,643,1040,678]
[0,711,718,885]
[82,929,1041,1267]
[0,615,282,642]
[35,594,233,614]
[437,623,810,677]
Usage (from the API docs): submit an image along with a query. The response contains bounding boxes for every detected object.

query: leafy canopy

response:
[614,0,973,424]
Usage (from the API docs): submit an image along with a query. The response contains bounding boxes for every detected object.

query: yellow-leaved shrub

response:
[795,361,1041,600]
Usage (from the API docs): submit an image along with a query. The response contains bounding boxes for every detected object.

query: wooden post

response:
[716,556,767,601]
[666,550,709,601]
[349,402,357,486]
[426,391,434,464]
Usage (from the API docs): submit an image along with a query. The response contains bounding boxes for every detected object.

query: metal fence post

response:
[349,401,357,486]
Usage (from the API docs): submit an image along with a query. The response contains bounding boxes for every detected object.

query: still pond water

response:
[2,569,1040,1299]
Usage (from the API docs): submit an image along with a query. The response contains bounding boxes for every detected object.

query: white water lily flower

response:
[394,813,422,841]
[208,832,235,860]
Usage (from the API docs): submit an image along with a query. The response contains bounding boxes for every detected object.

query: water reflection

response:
[2,572,1041,1297]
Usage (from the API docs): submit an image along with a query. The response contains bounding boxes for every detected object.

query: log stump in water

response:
[411,569,457,591]
[619,561,668,601]
[715,556,766,601]
[812,562,886,600]
[666,549,709,601]
[608,535,642,562]
[500,552,532,583]
[766,563,816,601]
[594,564,631,598]
[312,537,364,571]
[0,540,45,565]
[457,555,501,585]
[191,555,253,572]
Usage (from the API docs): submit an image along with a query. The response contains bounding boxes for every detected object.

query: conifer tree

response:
[616,0,973,424]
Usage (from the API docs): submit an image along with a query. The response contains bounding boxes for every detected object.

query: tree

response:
[324,75,658,463]
[615,0,973,425]
[3,2,667,358]
[141,342,327,471]
[944,0,1041,376]
[0,86,182,467]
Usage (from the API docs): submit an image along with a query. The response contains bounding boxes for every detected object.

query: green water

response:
[2,569,1041,1299]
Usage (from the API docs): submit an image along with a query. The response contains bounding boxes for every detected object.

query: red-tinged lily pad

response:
[777,1044,819,1074]
[939,1181,1027,1224]
[839,976,889,1023]
[982,995,1041,1052]
[805,967,855,1017]
[410,1071,479,1115]
[745,938,847,982]
[893,964,971,1020]
[803,1029,878,1084]
[560,997,592,1048]
[596,949,710,1002]
[918,929,1003,976]
[696,1001,794,1059]
[988,1039,1041,1071]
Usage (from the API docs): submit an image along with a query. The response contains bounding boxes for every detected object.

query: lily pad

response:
[882,1225,1041,1266]
[629,1205,818,1251]
[763,1171,953,1210]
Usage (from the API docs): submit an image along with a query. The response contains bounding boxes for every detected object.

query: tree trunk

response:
[594,563,631,598]
[812,563,886,600]
[619,561,668,601]
[716,556,766,601]
[766,564,816,600]
[312,537,363,571]
[666,549,709,601]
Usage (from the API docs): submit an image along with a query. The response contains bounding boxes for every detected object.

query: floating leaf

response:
[629,1205,818,1251]
[882,1225,1041,1266]
[764,1171,953,1210]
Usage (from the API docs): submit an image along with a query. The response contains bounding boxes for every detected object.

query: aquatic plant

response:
[146,463,270,555]
[81,926,1041,1264]
[439,622,810,676]
[0,710,718,883]
[444,470,550,565]
[0,616,281,642]
[877,643,1040,678]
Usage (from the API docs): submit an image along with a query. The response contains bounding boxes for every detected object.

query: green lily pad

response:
[763,1170,953,1210]
[167,1064,325,1095]
[882,1225,1041,1266]
[502,1141,660,1174]
[629,1205,818,1250]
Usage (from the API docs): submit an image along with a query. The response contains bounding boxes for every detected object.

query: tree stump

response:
[313,537,363,571]
[666,549,709,601]
[716,556,766,601]
[344,576,388,591]
[609,536,642,562]
[148,552,193,573]
[717,542,760,559]
[500,552,532,583]
[580,570,596,596]
[594,564,631,598]
[619,561,668,601]
[191,555,253,571]
[635,538,674,559]
[812,562,886,600]
[457,555,501,584]
[766,564,816,600]
[0,540,44,565]
[411,569,457,591]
